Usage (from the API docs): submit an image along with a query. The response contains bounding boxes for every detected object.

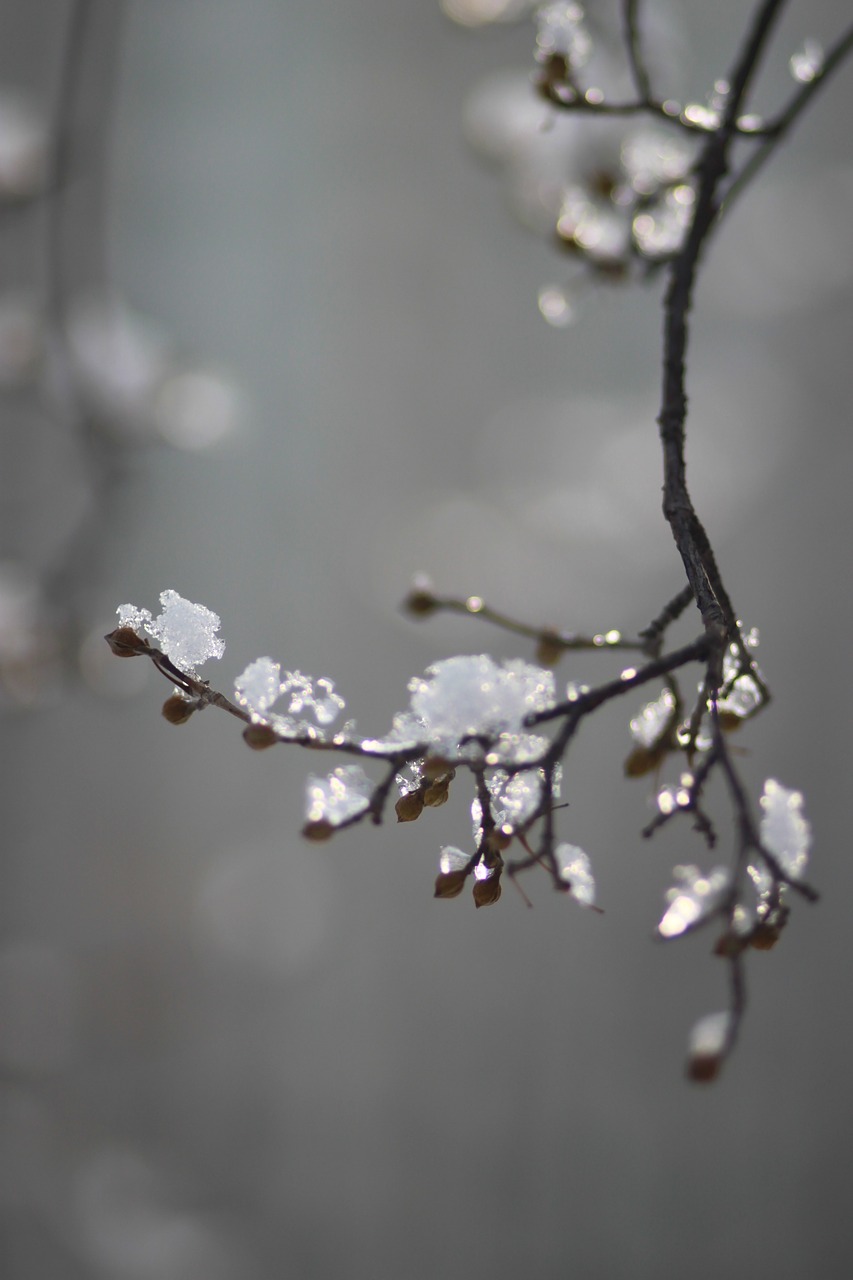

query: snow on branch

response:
[104,0,853,1081]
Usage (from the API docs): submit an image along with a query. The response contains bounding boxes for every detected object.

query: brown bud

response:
[717,710,744,733]
[485,827,513,853]
[104,626,149,657]
[422,756,453,782]
[403,588,439,617]
[434,869,468,900]
[243,723,279,750]
[686,1052,723,1084]
[623,741,668,778]
[423,779,451,808]
[395,790,425,823]
[749,923,782,951]
[302,819,335,842]
[535,630,564,668]
[161,693,196,725]
[534,52,569,103]
[714,930,748,959]
[473,874,503,909]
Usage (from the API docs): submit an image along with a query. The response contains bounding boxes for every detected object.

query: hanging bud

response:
[717,710,743,733]
[161,693,196,725]
[713,930,748,959]
[686,1050,724,1083]
[473,873,503,909]
[423,777,452,808]
[243,723,279,750]
[434,869,468,900]
[535,629,565,668]
[403,587,439,617]
[422,756,453,782]
[486,826,513,853]
[685,1012,731,1084]
[749,922,783,951]
[302,818,335,842]
[104,626,149,657]
[535,52,570,104]
[396,790,425,823]
[623,741,668,778]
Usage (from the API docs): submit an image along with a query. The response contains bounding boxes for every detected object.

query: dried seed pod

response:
[243,723,279,750]
[161,693,196,725]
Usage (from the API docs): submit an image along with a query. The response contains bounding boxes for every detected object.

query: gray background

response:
[3,2,853,1276]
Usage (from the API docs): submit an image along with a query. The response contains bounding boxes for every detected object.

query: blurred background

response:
[2,1,852,1276]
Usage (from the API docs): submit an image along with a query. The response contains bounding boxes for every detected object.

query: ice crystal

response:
[234,656,281,716]
[658,864,729,938]
[556,843,596,906]
[760,779,810,880]
[234,658,345,734]
[305,764,373,828]
[471,764,554,841]
[117,590,224,674]
[401,655,556,760]
[715,627,764,720]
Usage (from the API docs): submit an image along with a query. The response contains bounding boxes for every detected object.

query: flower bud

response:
[473,875,502,908]
[624,741,668,778]
[243,723,279,750]
[423,778,451,808]
[535,629,564,668]
[396,790,425,823]
[104,626,149,657]
[749,922,782,951]
[161,693,196,724]
[434,869,468,900]
[403,587,438,617]
[686,1050,724,1083]
[302,819,335,842]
